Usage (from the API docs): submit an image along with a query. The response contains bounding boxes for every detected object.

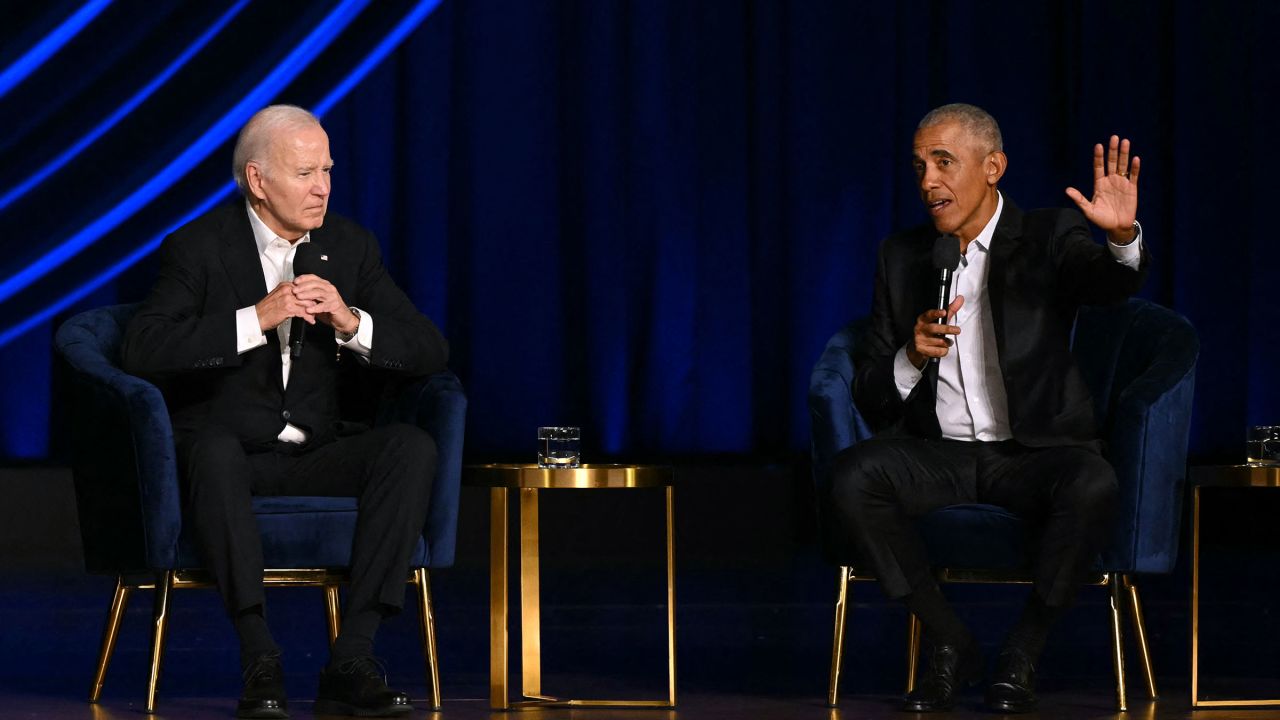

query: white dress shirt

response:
[892,193,1143,441]
[233,202,374,442]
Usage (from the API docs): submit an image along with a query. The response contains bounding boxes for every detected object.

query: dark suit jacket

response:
[852,199,1148,448]
[121,202,448,448]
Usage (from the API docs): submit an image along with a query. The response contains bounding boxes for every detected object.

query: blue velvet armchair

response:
[54,303,466,713]
[809,298,1198,710]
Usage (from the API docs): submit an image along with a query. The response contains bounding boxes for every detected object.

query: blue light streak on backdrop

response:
[0,0,371,307]
[0,0,113,100]
[0,0,445,350]
[0,0,251,211]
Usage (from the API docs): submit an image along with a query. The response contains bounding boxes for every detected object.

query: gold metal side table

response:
[466,463,676,710]
[1188,464,1280,708]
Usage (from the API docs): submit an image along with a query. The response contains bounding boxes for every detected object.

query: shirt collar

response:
[245,200,309,255]
[966,191,1004,256]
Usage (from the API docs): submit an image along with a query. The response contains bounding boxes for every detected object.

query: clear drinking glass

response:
[538,426,581,469]
[1246,425,1280,465]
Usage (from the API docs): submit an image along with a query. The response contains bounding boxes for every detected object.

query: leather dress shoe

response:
[902,640,983,712]
[315,656,412,717]
[237,651,288,719]
[985,647,1038,713]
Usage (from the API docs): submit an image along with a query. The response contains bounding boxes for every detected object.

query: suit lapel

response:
[219,203,270,308]
[986,198,1023,360]
[217,203,285,393]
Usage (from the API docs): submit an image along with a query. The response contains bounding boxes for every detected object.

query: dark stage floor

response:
[4,465,1280,719]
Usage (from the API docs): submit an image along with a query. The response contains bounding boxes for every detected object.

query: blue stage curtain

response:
[1,0,1273,460]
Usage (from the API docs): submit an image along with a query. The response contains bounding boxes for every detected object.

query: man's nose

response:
[919,167,940,192]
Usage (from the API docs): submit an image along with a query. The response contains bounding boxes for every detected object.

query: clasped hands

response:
[255,274,359,336]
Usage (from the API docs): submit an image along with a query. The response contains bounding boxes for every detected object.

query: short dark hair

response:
[918,103,1003,154]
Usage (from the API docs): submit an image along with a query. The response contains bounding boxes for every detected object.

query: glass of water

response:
[538,427,581,469]
[1246,425,1280,465]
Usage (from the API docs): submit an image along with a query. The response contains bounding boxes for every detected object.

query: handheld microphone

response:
[930,234,961,365]
[288,242,327,359]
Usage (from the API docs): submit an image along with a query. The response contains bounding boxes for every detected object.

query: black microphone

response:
[288,242,327,359]
[930,234,961,365]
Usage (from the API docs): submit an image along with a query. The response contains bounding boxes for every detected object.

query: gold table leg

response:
[489,482,677,710]
[490,487,509,710]
[666,484,677,706]
[520,488,545,699]
[1189,484,1280,708]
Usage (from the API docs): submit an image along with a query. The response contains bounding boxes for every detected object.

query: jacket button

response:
[281,410,291,421]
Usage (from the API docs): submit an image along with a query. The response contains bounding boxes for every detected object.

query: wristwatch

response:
[338,306,361,340]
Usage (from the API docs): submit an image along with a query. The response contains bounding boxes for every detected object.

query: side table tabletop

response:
[465,463,676,710]
[1188,464,1280,709]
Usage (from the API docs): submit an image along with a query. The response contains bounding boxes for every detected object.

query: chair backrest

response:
[1072,298,1199,571]
[809,298,1199,573]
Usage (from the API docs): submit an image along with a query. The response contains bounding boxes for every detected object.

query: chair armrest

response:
[380,371,467,568]
[55,323,183,572]
[808,325,872,498]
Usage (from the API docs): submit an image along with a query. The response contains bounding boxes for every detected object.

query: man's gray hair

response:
[232,105,322,195]
[918,103,1003,155]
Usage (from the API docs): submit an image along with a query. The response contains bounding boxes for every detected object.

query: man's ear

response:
[245,162,268,201]
[986,151,1007,186]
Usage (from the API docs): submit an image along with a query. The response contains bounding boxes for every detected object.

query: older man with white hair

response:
[123,105,447,718]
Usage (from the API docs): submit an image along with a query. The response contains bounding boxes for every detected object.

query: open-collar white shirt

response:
[891,193,1143,441]
[233,201,373,442]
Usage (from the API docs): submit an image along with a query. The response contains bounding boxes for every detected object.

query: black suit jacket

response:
[121,203,448,448]
[852,200,1148,448]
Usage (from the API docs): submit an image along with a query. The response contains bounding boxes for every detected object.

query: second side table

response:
[465,463,677,710]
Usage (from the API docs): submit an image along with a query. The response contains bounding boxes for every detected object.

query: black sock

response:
[329,605,387,666]
[904,582,972,648]
[1004,593,1064,661]
[234,605,280,669]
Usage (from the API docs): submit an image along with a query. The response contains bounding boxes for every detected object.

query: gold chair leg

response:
[324,585,341,647]
[145,570,174,714]
[1108,574,1128,712]
[906,612,922,693]
[1123,575,1158,699]
[89,576,132,703]
[415,569,442,711]
[827,567,851,707]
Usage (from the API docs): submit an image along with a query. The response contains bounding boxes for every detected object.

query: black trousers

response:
[177,423,437,617]
[829,437,1117,607]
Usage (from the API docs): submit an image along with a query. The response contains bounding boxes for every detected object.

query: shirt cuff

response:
[1107,221,1143,269]
[235,306,268,354]
[893,345,924,400]
[336,307,372,358]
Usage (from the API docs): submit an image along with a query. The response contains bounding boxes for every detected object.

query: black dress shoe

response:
[902,640,983,712]
[315,656,412,717]
[237,651,288,719]
[985,647,1038,714]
